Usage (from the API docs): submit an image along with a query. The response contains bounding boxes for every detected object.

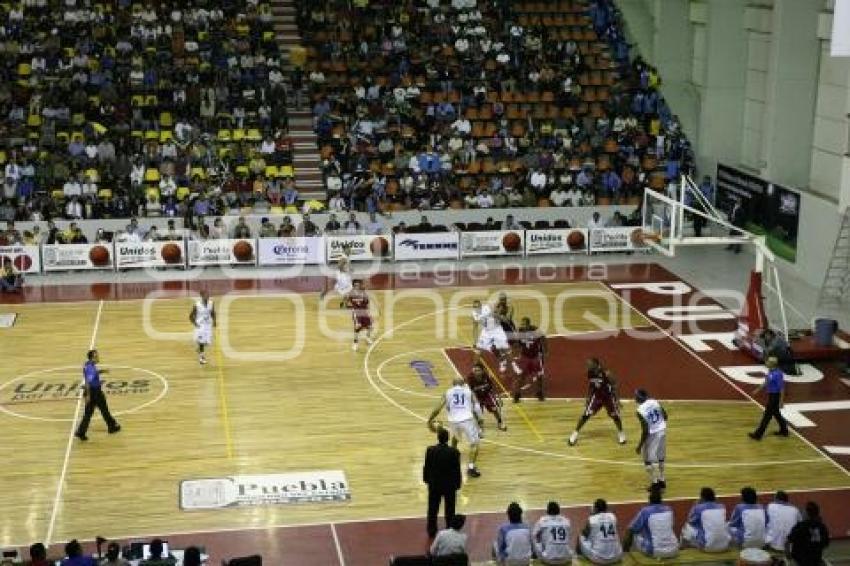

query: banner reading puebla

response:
[42,243,115,271]
[0,245,41,273]
[188,239,257,267]
[179,470,350,510]
[326,235,392,262]
[116,241,187,269]
[460,230,525,257]
[716,163,800,262]
[258,237,325,265]
[394,232,459,260]
[525,229,588,255]
[589,227,646,253]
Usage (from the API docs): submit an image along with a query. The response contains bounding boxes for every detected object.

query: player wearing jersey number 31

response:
[427,377,484,478]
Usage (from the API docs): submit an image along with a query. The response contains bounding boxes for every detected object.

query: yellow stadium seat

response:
[56,132,70,144]
[176,186,191,201]
[27,114,41,127]
[71,131,84,142]
[72,113,85,127]
[232,129,246,142]
[28,131,39,140]
[262,31,275,42]
[264,165,279,178]
[145,130,159,141]
[280,165,294,177]
[246,128,262,141]
[198,31,209,41]
[190,167,206,179]
[159,112,173,128]
[131,95,144,107]
[270,205,284,214]
[98,188,113,200]
[144,168,160,183]
[144,95,158,106]
[84,168,100,182]
[63,47,75,58]
[284,205,299,214]
[217,129,231,142]
[235,165,250,176]
[0,151,6,164]
[145,187,160,200]
[52,190,65,200]
[130,130,143,139]
[159,130,174,143]
[92,122,107,135]
[236,24,250,36]
[88,95,101,107]
[17,63,31,76]
[217,147,231,159]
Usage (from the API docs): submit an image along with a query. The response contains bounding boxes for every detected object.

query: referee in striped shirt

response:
[75,350,121,441]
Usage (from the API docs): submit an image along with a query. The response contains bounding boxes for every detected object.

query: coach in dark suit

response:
[423,427,462,538]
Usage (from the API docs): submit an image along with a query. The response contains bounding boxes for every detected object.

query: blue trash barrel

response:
[814,318,838,347]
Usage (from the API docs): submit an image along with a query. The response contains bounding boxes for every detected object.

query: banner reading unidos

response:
[394,232,459,261]
[0,245,41,273]
[42,243,115,271]
[525,229,588,255]
[326,235,393,262]
[258,237,325,266]
[460,230,525,257]
[188,239,257,267]
[115,241,187,269]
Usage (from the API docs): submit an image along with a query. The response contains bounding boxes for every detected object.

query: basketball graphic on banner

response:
[370,236,390,257]
[160,243,182,264]
[566,230,585,250]
[13,254,33,272]
[233,240,254,261]
[502,231,522,252]
[89,245,111,266]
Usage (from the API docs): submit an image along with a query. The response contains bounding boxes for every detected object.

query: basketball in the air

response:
[233,240,254,261]
[160,242,182,264]
[89,245,111,266]
[13,254,32,272]
[370,236,389,257]
[502,231,522,252]
[566,230,585,250]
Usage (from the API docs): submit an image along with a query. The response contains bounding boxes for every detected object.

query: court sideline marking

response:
[603,281,850,480]
[45,299,104,544]
[330,522,346,566]
[214,330,235,460]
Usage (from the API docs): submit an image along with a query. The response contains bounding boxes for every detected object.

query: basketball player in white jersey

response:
[635,388,668,491]
[471,299,521,374]
[427,376,484,478]
[578,498,623,564]
[320,248,353,307]
[190,289,216,365]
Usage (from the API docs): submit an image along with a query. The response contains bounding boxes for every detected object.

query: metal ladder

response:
[817,206,850,309]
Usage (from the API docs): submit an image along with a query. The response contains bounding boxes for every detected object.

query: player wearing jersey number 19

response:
[635,388,668,491]
[427,377,484,478]
[190,290,216,365]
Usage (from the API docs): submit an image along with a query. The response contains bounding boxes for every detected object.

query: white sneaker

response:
[511,361,521,374]
[199,355,207,365]
[352,342,358,352]
[365,335,373,344]
[568,431,578,446]
[618,432,627,444]
[499,361,507,373]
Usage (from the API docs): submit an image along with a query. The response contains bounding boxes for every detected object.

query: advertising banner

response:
[188,239,257,267]
[42,243,114,271]
[525,229,588,255]
[179,470,350,510]
[460,230,525,257]
[326,235,393,262]
[716,163,800,262]
[393,232,460,261]
[588,227,646,253]
[116,241,187,269]
[258,237,325,266]
[0,245,41,273]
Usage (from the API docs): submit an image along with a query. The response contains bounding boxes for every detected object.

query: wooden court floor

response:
[1,281,848,548]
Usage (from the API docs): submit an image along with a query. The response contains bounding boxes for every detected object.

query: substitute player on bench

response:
[427,376,484,478]
[514,317,546,402]
[568,358,626,446]
[635,388,668,491]
[467,361,507,432]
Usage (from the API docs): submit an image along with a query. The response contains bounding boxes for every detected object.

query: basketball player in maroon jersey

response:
[567,358,626,446]
[513,317,546,402]
[346,279,373,351]
[467,361,507,431]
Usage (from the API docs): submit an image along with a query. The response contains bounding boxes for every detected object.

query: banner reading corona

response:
[116,241,187,269]
[0,245,41,273]
[188,239,257,267]
[258,237,325,265]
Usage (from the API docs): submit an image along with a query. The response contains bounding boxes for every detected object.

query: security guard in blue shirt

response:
[749,356,789,440]
[75,349,121,441]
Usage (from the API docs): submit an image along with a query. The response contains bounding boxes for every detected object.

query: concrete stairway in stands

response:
[271,0,325,201]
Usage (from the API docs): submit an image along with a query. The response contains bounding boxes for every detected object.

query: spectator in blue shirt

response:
[61,539,96,566]
[492,502,532,565]
[699,175,715,204]
[749,356,789,440]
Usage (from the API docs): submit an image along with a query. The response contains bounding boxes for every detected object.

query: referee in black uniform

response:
[75,349,121,441]
[423,427,462,538]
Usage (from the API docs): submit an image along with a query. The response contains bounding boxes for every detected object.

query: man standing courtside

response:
[749,356,789,440]
[75,349,120,441]
[423,427,462,538]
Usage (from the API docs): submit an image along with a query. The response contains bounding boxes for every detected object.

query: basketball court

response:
[2,259,850,564]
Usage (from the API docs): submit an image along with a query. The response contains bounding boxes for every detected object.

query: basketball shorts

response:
[476,327,509,351]
[194,325,213,345]
[642,431,666,463]
[335,274,353,295]
[448,418,480,445]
